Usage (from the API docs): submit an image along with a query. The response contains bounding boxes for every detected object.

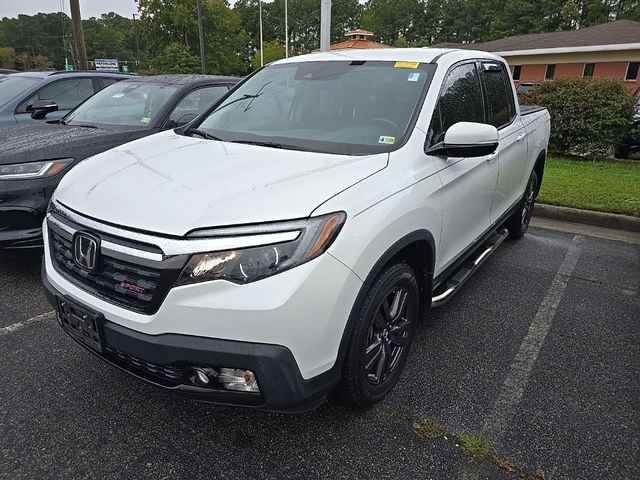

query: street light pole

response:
[132,13,140,65]
[196,0,206,74]
[320,0,331,52]
[285,0,288,58]
[259,0,264,67]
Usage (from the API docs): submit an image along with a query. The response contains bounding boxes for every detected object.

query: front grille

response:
[105,346,183,386]
[49,224,182,314]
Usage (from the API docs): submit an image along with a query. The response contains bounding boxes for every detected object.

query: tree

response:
[560,0,581,29]
[153,42,200,73]
[0,46,16,68]
[139,0,248,74]
[251,40,285,70]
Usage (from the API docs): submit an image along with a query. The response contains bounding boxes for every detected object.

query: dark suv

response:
[0,71,128,127]
[0,74,239,248]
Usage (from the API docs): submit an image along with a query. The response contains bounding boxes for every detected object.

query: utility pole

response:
[196,0,206,74]
[285,0,288,58]
[69,0,88,70]
[132,14,141,66]
[320,0,331,52]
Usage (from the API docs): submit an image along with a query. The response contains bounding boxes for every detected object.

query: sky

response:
[0,0,140,19]
[0,1,367,20]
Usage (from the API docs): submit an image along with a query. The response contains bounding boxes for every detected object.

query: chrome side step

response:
[431,228,509,308]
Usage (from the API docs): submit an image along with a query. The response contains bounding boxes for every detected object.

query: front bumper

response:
[0,177,58,248]
[43,271,341,412]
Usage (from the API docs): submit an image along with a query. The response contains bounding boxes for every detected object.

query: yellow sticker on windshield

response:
[378,135,396,145]
[394,61,419,69]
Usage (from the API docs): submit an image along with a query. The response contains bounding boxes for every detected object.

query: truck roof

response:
[273,47,501,66]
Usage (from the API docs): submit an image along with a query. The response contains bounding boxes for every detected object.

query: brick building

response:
[434,20,640,94]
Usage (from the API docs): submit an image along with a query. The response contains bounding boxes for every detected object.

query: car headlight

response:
[175,211,346,286]
[0,158,73,180]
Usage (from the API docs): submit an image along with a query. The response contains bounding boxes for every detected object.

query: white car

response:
[42,48,550,412]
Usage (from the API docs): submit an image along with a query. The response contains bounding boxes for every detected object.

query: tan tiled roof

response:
[345,29,374,37]
[329,39,391,50]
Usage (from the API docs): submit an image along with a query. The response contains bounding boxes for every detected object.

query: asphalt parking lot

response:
[1,225,638,480]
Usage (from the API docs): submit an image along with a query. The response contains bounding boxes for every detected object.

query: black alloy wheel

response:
[337,261,419,407]
[507,169,539,240]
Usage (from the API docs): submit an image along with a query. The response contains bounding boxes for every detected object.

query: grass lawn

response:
[537,157,640,217]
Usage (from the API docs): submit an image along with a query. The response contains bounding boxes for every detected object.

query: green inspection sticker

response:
[378,135,396,145]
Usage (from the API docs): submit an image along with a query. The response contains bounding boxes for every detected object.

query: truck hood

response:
[55,130,388,236]
[0,124,137,165]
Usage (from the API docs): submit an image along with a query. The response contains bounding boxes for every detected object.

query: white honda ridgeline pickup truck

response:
[42,48,550,412]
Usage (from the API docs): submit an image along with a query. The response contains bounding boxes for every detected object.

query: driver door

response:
[425,62,499,274]
[15,77,96,124]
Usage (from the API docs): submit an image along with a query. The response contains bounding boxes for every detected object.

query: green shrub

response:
[521,77,635,157]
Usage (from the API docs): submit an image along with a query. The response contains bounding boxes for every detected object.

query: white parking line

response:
[482,234,583,441]
[0,311,55,337]
[462,235,583,479]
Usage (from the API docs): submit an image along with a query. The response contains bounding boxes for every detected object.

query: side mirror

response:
[426,122,499,158]
[30,99,59,119]
[175,113,199,128]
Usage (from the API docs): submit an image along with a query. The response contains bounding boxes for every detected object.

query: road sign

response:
[95,58,119,72]
[65,64,74,71]
[121,65,129,74]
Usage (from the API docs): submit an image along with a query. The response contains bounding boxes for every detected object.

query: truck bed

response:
[520,105,547,116]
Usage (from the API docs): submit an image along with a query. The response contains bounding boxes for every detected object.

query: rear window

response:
[480,63,516,128]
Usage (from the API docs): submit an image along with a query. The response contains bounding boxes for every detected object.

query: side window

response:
[98,78,120,89]
[168,85,229,126]
[480,63,516,129]
[429,63,484,145]
[21,78,95,112]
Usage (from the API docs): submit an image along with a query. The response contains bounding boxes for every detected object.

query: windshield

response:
[0,76,39,106]
[64,81,178,128]
[196,61,434,155]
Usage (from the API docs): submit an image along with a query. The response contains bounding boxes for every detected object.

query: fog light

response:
[191,367,211,386]
[218,368,259,393]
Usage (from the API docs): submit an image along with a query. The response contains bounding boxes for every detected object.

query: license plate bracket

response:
[57,297,104,352]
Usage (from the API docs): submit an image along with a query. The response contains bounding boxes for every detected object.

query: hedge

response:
[521,77,635,157]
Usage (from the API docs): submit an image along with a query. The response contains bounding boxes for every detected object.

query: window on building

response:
[512,65,521,80]
[583,63,595,77]
[626,62,640,81]
[545,64,556,80]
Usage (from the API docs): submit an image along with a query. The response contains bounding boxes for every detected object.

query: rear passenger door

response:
[426,62,499,273]
[479,62,528,222]
[15,77,96,124]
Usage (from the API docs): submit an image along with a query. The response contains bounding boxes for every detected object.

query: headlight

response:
[175,211,346,286]
[0,158,73,180]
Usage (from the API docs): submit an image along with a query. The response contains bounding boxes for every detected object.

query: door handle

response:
[486,152,498,162]
[516,133,526,143]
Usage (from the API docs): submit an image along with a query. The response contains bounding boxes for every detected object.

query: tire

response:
[506,169,538,240]
[336,261,420,408]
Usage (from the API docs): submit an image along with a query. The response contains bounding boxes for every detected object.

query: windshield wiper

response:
[67,123,98,129]
[231,140,307,151]
[189,129,223,141]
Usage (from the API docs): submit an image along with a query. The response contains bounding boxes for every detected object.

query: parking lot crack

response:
[376,404,553,479]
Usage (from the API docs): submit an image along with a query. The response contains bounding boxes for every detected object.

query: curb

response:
[534,204,640,233]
